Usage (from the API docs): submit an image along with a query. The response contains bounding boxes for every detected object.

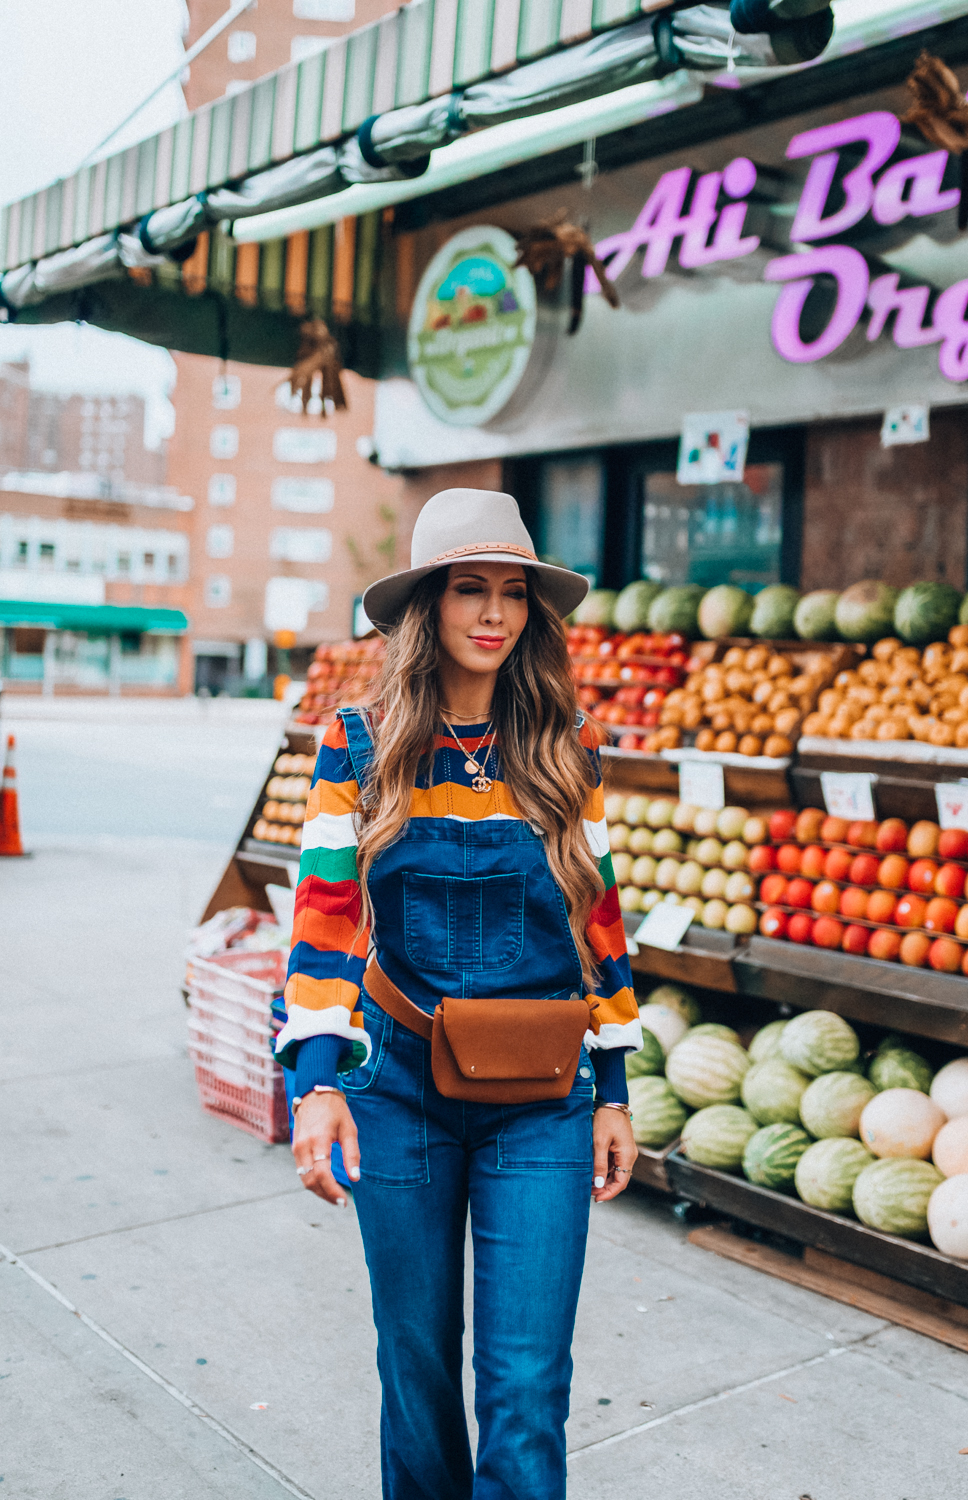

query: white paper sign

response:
[679,759,726,810]
[881,404,929,448]
[820,771,876,821]
[633,903,695,952]
[936,780,968,831]
[677,410,749,484]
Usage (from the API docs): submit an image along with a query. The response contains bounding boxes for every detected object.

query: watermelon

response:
[625,1029,666,1079]
[638,1003,690,1056]
[743,1122,812,1189]
[681,1104,758,1169]
[613,580,665,633]
[750,584,800,640]
[643,984,701,1026]
[927,1175,968,1258]
[665,1033,750,1108]
[574,589,618,628]
[748,1019,789,1065]
[853,1157,943,1237]
[799,1071,876,1139]
[795,1138,874,1212]
[834,581,900,644]
[961,595,968,627]
[868,1042,933,1095]
[686,1023,742,1045]
[698,585,754,640]
[628,1076,688,1147]
[780,1010,860,1077]
[794,590,841,641]
[893,582,963,646]
[648,585,704,636]
[741,1058,811,1125]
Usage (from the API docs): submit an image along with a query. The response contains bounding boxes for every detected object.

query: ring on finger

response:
[313,1155,330,1164]
[614,1167,631,1175]
[296,1166,311,1177]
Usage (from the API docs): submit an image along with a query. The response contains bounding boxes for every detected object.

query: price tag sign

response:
[679,759,725,810]
[936,780,968,831]
[820,771,876,822]
[633,903,695,952]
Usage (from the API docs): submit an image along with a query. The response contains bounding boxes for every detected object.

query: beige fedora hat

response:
[362,488,590,633]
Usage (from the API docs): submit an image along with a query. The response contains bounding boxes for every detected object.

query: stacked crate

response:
[186,951,289,1143]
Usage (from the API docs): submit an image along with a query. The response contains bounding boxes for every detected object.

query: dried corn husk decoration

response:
[513,210,619,335]
[902,51,968,230]
[288,317,347,414]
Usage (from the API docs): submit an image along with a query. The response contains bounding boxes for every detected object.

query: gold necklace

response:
[441,717,495,793]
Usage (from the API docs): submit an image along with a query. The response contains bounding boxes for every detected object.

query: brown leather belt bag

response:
[364,961,599,1104]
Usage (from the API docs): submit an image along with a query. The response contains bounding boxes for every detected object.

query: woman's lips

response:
[469,635,505,651]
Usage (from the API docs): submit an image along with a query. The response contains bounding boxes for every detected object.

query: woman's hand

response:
[292,1093,361,1207]
[592,1105,637,1204]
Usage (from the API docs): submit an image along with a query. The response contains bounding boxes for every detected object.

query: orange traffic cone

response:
[0,734,25,856]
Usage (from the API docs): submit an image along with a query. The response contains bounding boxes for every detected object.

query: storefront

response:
[0,601,188,694]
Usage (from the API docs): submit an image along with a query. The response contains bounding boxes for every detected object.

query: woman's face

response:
[437,562,529,676]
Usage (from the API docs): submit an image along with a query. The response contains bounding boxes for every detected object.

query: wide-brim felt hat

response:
[362,488,590,633]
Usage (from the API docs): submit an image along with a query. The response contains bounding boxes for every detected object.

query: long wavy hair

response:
[354,567,603,983]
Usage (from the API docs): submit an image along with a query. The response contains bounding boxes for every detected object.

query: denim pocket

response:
[497,1051,595,1172]
[347,999,429,1187]
[402,871,526,973]
[341,994,390,1097]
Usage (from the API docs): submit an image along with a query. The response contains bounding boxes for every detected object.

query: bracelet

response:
[594,1101,632,1117]
[292,1085,346,1115]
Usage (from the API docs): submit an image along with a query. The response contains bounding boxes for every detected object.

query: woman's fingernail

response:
[336,1197,347,1208]
[593,1175,605,1188]
[349,1167,360,1181]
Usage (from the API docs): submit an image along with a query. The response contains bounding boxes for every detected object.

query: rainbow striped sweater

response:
[277,716,642,1085]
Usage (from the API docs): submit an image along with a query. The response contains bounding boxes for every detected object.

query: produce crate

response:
[186,955,288,1144]
[192,1062,289,1144]
[794,736,968,823]
[625,916,740,992]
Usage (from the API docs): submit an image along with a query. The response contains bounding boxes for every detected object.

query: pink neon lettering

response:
[866,273,938,346]
[932,278,968,381]
[764,247,869,362]
[872,150,959,225]
[591,166,692,284]
[680,160,760,267]
[678,172,724,268]
[722,156,757,199]
[787,111,901,241]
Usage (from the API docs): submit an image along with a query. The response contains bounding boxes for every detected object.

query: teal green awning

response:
[0,601,188,633]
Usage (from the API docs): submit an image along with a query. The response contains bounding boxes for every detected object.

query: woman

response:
[276,487,642,1499]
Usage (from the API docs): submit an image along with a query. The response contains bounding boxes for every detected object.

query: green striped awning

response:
[0,601,188,632]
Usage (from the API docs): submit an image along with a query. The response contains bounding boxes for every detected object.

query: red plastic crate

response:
[193,1062,289,1144]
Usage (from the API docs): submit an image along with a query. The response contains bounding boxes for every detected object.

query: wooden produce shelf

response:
[625,918,739,992]
[666,1152,968,1308]
[793,737,968,823]
[631,1140,678,1193]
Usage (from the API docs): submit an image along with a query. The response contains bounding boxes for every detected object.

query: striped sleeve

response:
[275,718,371,1070]
[579,721,643,1054]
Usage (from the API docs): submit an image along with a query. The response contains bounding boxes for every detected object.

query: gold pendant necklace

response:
[441,717,494,793]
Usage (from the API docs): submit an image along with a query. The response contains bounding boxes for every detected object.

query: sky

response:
[0,0,192,443]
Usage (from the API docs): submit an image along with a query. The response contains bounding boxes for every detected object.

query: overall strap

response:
[339,707,376,788]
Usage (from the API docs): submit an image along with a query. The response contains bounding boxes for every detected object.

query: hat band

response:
[423,541,538,567]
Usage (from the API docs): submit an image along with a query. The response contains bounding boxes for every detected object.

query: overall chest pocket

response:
[402,871,526,973]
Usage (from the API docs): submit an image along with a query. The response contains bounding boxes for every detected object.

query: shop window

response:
[208,474,236,506]
[120,632,142,654]
[640,465,784,590]
[536,459,604,585]
[13,628,45,654]
[206,575,231,608]
[38,541,55,567]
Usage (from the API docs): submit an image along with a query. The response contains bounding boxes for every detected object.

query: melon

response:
[893,581,963,646]
[743,1122,812,1189]
[628,1076,688,1148]
[932,1116,968,1177]
[638,1003,690,1057]
[868,1043,933,1095]
[929,1058,968,1120]
[780,1011,860,1077]
[574,589,618,628]
[794,589,841,642]
[625,1029,666,1079]
[748,1019,789,1065]
[853,1157,943,1237]
[961,595,968,626]
[698,584,754,640]
[681,1104,758,1169]
[642,983,701,1026]
[613,580,665,633]
[750,584,800,640]
[859,1088,945,1160]
[686,1023,742,1045]
[799,1071,876,1139]
[741,1058,811,1125]
[648,585,704,636]
[834,581,900,644]
[665,1033,750,1108]
[927,1174,968,1258]
[795,1137,874,1212]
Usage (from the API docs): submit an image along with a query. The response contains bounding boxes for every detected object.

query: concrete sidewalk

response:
[1,725,966,1496]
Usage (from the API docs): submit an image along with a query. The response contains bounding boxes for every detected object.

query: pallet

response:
[688,1225,968,1355]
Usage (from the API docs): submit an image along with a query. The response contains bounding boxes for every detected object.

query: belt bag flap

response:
[438,996,589,1081]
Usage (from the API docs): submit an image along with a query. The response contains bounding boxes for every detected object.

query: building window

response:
[38,541,55,567]
[208,474,237,506]
[65,558,81,571]
[15,539,28,564]
[227,29,257,62]
[272,428,337,464]
[271,476,334,513]
[211,374,241,410]
[143,551,155,570]
[294,0,355,17]
[168,553,180,577]
[206,525,235,560]
[269,526,332,563]
[118,553,131,573]
[205,575,232,608]
[210,425,239,459]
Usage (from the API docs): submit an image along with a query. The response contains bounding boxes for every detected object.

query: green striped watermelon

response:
[795,1138,874,1212]
[743,1123,812,1189]
[625,1030,666,1079]
[780,1011,860,1077]
[741,1058,811,1125]
[868,1041,933,1095]
[643,983,702,1026]
[799,1071,876,1139]
[628,1077,688,1147]
[748,1019,789,1065]
[681,1105,758,1169]
[686,1023,742,1045]
[666,1034,750,1108]
[852,1158,944,1237]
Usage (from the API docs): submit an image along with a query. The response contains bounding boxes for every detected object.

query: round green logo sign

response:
[407,226,537,427]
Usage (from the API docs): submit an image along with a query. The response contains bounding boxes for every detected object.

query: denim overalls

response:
[340,709,596,1500]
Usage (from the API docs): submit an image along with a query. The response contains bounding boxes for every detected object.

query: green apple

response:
[619,885,643,911]
[611,852,634,885]
[609,823,631,852]
[683,896,705,917]
[721,839,748,871]
[631,855,657,889]
[640,889,663,913]
[724,871,755,904]
[700,867,728,899]
[716,806,750,841]
[652,827,683,855]
[655,857,681,890]
[695,837,724,868]
[672,802,698,833]
[645,798,676,829]
[743,816,768,846]
[701,898,729,929]
[604,793,627,824]
[725,902,758,935]
[675,860,705,896]
[693,808,721,837]
[625,795,652,827]
[628,827,654,855]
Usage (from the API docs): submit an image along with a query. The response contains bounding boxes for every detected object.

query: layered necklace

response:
[440,709,495,794]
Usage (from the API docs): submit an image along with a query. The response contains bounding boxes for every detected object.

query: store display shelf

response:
[792,739,968,822]
[631,1140,678,1193]
[239,841,301,868]
[665,1152,968,1308]
[624,917,739,991]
